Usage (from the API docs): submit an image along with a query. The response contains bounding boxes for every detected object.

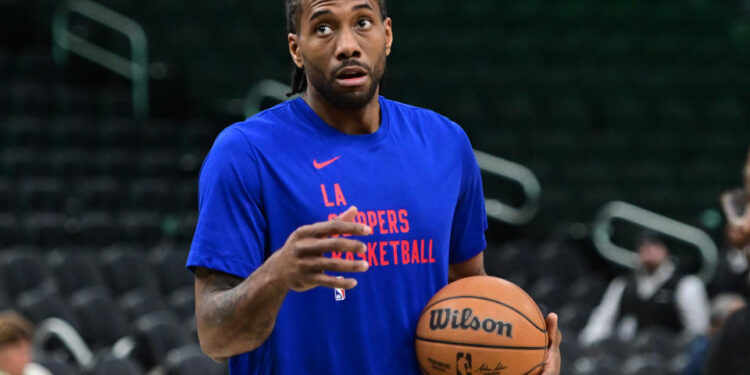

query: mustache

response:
[331,60,371,76]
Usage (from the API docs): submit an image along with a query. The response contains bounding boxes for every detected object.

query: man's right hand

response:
[265,206,372,292]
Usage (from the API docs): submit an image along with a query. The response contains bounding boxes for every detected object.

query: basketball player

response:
[187,1,562,373]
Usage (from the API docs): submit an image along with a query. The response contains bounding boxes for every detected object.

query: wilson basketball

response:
[415,276,548,375]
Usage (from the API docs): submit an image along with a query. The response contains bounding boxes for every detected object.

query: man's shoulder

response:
[382,97,468,138]
[216,100,303,148]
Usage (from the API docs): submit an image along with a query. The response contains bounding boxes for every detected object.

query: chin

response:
[327,89,378,110]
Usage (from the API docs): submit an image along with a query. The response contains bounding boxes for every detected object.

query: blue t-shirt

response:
[187,96,488,375]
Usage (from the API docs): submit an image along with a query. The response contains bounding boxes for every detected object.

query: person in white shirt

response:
[579,233,710,346]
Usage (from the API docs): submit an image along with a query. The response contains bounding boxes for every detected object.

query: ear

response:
[288,33,304,69]
[383,17,393,56]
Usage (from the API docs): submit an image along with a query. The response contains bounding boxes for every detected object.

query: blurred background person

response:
[703,305,750,375]
[579,232,710,346]
[0,312,49,375]
[712,149,750,299]
[682,293,746,375]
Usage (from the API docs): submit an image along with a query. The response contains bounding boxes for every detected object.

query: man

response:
[0,312,49,375]
[579,233,710,345]
[187,0,561,374]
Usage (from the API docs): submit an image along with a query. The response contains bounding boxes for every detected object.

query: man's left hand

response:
[541,313,562,375]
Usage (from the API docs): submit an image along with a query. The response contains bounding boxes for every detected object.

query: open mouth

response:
[335,66,369,86]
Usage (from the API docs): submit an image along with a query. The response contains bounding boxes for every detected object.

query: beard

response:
[303,51,386,110]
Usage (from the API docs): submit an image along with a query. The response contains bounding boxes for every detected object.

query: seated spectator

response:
[0,311,50,375]
[579,232,710,346]
[703,305,750,374]
[682,293,746,375]
[709,225,749,300]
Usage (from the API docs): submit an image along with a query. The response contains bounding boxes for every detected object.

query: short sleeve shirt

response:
[187,96,488,375]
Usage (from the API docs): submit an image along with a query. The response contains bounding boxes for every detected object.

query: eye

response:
[316,24,333,35]
[357,18,372,29]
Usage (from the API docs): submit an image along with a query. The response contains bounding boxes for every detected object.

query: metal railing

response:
[244,79,298,118]
[592,201,719,283]
[52,0,149,119]
[243,79,541,226]
[474,150,541,225]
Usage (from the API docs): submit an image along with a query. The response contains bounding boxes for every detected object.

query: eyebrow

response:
[309,3,374,22]
[309,9,332,22]
[352,3,373,12]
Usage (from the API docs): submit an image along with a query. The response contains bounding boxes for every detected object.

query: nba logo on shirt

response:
[334,276,345,301]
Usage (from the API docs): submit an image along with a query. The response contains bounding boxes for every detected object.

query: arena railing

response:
[34,318,93,369]
[244,79,542,226]
[473,150,541,225]
[52,0,149,119]
[592,201,719,283]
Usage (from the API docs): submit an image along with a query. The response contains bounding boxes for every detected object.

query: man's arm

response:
[675,275,710,337]
[194,266,287,362]
[578,277,627,346]
[448,251,486,282]
[194,207,371,362]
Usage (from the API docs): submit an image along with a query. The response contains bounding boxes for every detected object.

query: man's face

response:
[0,340,31,375]
[638,242,668,273]
[289,0,393,110]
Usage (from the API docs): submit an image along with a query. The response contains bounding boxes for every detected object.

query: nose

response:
[335,27,361,60]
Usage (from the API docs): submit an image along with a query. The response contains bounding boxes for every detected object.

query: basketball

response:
[415,276,548,375]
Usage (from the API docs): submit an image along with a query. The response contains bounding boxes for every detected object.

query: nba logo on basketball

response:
[334,276,345,301]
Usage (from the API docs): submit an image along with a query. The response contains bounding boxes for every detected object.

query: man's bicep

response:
[449,251,486,282]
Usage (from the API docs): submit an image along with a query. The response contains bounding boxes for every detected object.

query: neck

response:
[302,86,381,135]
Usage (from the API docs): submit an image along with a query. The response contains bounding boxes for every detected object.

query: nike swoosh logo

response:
[313,156,341,169]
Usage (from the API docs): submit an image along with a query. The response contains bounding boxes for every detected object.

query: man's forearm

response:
[195,263,289,361]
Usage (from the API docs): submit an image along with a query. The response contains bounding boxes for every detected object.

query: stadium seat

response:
[118,212,164,245]
[164,344,227,375]
[34,357,79,375]
[79,211,118,246]
[127,178,172,212]
[70,287,130,348]
[0,147,42,178]
[149,247,192,294]
[100,245,161,296]
[47,250,107,296]
[88,149,135,178]
[167,286,195,323]
[622,352,668,375]
[25,212,74,245]
[0,214,20,246]
[131,311,192,370]
[17,286,79,329]
[118,288,167,325]
[76,177,122,211]
[90,350,145,375]
[0,248,52,298]
[17,177,66,212]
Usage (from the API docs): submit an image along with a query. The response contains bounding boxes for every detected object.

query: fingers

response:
[294,219,372,239]
[335,205,358,222]
[310,273,358,289]
[297,238,367,256]
[308,257,369,274]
